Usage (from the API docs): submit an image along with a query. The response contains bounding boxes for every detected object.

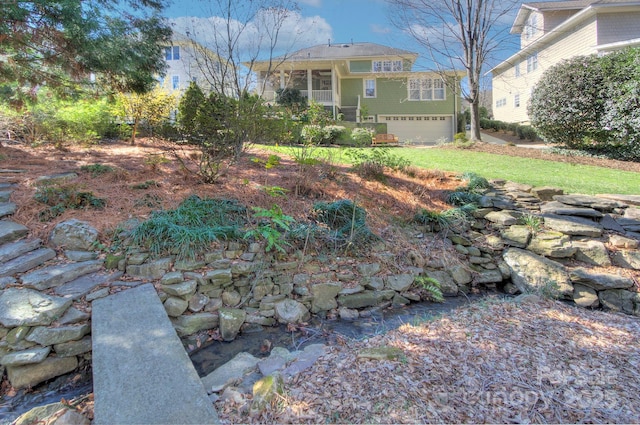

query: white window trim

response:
[364,78,376,98]
[408,77,446,101]
[527,53,538,73]
[514,94,520,108]
[372,60,403,73]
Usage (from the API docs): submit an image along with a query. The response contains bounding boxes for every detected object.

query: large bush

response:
[529,48,640,160]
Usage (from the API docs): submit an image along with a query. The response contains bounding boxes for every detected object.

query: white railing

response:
[261,89,333,104]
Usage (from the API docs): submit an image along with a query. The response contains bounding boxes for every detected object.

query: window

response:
[373,60,403,72]
[408,78,446,101]
[525,14,538,40]
[364,79,376,97]
[172,75,180,90]
[514,94,520,108]
[527,53,538,73]
[165,46,180,61]
[515,63,521,77]
[496,98,507,108]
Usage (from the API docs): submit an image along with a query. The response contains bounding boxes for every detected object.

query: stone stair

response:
[0,180,221,423]
[92,284,219,424]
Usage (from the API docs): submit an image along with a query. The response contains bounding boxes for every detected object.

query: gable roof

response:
[512,0,640,32]
[278,42,418,62]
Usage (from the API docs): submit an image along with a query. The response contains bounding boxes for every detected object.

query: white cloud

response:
[370,23,391,35]
[170,10,332,58]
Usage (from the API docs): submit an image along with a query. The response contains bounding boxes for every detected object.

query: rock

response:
[251,374,285,415]
[618,217,640,232]
[612,250,640,270]
[282,344,326,377]
[188,293,209,312]
[204,269,232,286]
[201,351,260,393]
[475,269,504,284]
[500,225,532,248]
[572,284,599,308]
[531,186,563,201]
[126,257,172,280]
[310,282,342,313]
[163,296,188,317]
[50,219,98,251]
[596,193,640,206]
[484,211,518,226]
[21,260,104,291]
[540,201,602,218]
[162,280,197,298]
[222,289,242,307]
[424,270,458,296]
[0,202,17,218]
[54,336,92,357]
[624,207,640,219]
[541,214,603,237]
[1,346,51,366]
[503,282,519,295]
[258,348,293,376]
[172,313,219,337]
[57,307,91,325]
[86,287,109,301]
[7,356,78,389]
[160,271,183,285]
[553,194,626,211]
[50,409,90,425]
[54,271,122,300]
[36,172,77,183]
[572,240,611,267]
[339,307,359,320]
[450,265,472,285]
[174,259,206,271]
[503,248,573,298]
[384,274,414,292]
[274,299,309,324]
[0,238,42,263]
[599,289,636,314]
[12,403,71,425]
[601,214,626,233]
[26,324,90,345]
[569,268,634,290]
[0,288,72,327]
[65,250,98,261]
[0,220,29,244]
[527,231,576,258]
[609,234,639,249]
[392,293,410,306]
[0,247,57,277]
[448,234,472,246]
[219,308,246,341]
[364,276,385,290]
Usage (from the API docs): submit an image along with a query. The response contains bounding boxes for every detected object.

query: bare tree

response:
[388,0,518,141]
[174,0,303,98]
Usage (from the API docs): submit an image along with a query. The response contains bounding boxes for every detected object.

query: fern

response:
[415,276,445,303]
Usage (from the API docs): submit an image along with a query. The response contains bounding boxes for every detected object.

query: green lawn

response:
[261,145,640,195]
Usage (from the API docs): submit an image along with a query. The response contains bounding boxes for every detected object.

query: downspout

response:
[453,75,458,141]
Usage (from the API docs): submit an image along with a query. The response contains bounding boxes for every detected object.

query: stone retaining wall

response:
[1,181,639,389]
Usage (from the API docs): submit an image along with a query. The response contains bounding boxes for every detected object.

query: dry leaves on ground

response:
[217,296,640,424]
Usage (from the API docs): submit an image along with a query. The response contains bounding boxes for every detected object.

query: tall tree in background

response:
[388,0,518,141]
[0,0,172,104]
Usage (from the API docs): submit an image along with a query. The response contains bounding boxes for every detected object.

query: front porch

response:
[257,69,340,109]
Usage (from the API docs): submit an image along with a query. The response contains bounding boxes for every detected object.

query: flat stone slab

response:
[92,283,219,424]
[0,247,56,277]
[540,201,602,218]
[0,238,42,263]
[201,352,261,393]
[596,194,640,206]
[55,271,123,300]
[541,214,603,237]
[0,220,29,244]
[553,194,626,211]
[0,288,72,327]
[20,259,104,290]
[0,202,17,218]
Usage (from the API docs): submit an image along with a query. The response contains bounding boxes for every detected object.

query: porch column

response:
[307,69,313,103]
[331,66,337,119]
[280,70,285,89]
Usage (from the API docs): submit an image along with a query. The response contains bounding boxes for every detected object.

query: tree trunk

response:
[130,118,139,145]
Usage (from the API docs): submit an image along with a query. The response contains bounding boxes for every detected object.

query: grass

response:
[261,145,639,195]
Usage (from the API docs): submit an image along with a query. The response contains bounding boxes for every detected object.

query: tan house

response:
[490,0,640,124]
[252,42,464,144]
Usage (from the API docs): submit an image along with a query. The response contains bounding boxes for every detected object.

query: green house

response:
[252,42,464,144]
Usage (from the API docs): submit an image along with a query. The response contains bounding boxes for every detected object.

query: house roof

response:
[512,0,640,32]
[277,42,418,62]
[491,0,640,73]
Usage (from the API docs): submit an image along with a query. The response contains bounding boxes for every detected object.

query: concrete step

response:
[0,247,56,277]
[0,238,42,263]
[54,270,124,300]
[0,220,29,244]
[92,283,219,425]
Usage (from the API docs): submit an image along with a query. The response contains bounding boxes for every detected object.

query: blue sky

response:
[163,0,519,73]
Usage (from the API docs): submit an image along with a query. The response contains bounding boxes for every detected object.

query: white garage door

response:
[378,115,453,144]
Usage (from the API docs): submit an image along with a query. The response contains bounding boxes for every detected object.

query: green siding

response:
[350,60,372,73]
[340,77,458,115]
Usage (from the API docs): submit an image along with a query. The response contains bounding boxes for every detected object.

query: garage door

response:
[378,115,453,144]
